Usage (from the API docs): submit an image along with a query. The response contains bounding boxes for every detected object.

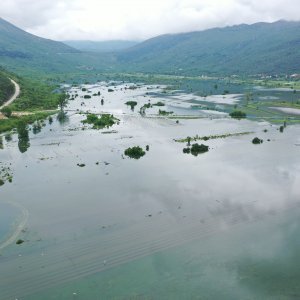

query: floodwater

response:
[0,82,300,299]
[0,202,22,245]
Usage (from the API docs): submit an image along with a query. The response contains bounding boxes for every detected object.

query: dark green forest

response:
[0,68,14,105]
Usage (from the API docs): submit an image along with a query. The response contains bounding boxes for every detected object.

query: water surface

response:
[0,82,299,299]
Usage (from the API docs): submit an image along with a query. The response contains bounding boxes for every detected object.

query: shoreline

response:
[0,202,29,252]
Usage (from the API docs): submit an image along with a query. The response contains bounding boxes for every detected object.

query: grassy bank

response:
[0,112,55,134]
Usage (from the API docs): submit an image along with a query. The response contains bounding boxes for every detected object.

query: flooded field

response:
[0,81,300,299]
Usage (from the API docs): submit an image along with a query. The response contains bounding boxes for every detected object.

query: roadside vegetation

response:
[9,76,63,111]
[0,68,14,106]
[0,111,54,134]
[0,69,65,134]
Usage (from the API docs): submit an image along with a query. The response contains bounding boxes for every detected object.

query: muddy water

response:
[0,82,299,299]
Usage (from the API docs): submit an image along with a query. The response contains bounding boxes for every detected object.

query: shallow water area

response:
[0,81,300,299]
[0,202,22,246]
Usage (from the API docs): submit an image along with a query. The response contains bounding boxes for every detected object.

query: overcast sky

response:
[1,0,300,41]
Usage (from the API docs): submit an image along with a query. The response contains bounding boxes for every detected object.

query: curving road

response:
[0,78,20,110]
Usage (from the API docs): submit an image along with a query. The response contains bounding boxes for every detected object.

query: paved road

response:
[0,78,20,110]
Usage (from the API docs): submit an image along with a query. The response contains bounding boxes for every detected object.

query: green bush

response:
[183,147,191,154]
[0,112,53,134]
[229,110,246,119]
[125,101,138,110]
[82,113,119,129]
[252,137,263,144]
[152,101,165,106]
[124,146,146,159]
[159,109,173,116]
[183,143,209,156]
[1,106,12,118]
[191,143,209,156]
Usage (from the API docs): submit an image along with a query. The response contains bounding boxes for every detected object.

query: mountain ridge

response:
[0,18,299,76]
[116,20,300,75]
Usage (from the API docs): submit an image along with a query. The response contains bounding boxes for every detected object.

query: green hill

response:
[0,18,78,58]
[0,18,299,76]
[116,21,300,75]
[0,68,14,106]
[0,18,112,76]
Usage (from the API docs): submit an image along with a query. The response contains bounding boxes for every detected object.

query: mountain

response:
[0,18,112,75]
[116,21,300,75]
[0,18,299,76]
[63,40,139,52]
[0,18,78,58]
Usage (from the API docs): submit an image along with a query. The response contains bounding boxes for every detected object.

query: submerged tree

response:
[82,113,119,129]
[17,121,30,153]
[124,146,146,159]
[229,110,247,119]
[125,101,138,111]
[58,93,68,111]
[252,137,263,144]
[57,110,69,125]
[183,143,209,156]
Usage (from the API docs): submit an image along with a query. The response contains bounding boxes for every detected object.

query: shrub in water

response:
[252,137,263,144]
[229,110,246,119]
[124,146,146,159]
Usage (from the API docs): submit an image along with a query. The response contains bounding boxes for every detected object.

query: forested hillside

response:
[116,21,300,75]
[0,18,299,76]
[0,68,14,106]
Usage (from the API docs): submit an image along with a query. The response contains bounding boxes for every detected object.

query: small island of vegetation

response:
[82,113,119,129]
[252,137,263,144]
[125,101,138,110]
[124,146,146,159]
[159,109,173,116]
[183,143,209,156]
[152,101,165,107]
[229,110,247,119]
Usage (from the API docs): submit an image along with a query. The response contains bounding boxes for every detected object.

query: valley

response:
[0,80,299,299]
[0,14,299,300]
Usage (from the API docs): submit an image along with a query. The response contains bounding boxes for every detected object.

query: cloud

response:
[0,0,299,41]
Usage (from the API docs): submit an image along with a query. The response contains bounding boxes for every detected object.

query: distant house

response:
[290,74,300,79]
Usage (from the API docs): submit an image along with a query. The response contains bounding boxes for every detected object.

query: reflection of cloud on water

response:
[166,93,242,105]
[270,107,300,116]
